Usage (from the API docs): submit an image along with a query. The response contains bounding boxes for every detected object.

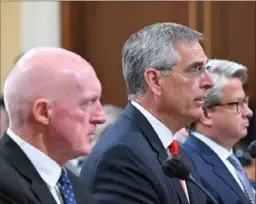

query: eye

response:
[191,66,204,73]
[88,100,95,106]
[81,98,98,111]
[88,98,99,107]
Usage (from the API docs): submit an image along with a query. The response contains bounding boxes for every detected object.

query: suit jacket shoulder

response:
[183,135,250,204]
[0,134,95,204]
[80,103,207,204]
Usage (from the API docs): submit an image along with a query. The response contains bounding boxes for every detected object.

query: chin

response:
[81,145,93,156]
[240,131,248,138]
[188,108,204,121]
[73,145,92,158]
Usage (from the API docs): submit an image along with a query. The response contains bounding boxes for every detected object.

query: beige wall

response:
[0,2,20,92]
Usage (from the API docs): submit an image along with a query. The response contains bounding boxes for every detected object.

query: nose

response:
[243,104,253,118]
[200,70,214,89]
[91,101,106,125]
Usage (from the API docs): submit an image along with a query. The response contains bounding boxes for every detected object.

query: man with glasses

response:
[80,22,213,204]
[183,59,255,204]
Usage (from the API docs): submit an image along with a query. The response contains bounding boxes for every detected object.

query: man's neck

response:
[134,99,186,134]
[195,128,236,150]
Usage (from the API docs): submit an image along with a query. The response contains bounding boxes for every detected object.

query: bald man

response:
[0,47,106,204]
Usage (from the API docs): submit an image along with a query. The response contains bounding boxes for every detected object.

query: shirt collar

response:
[131,101,174,149]
[7,128,61,187]
[192,131,232,160]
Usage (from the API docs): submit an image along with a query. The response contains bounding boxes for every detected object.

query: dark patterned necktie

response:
[58,169,77,204]
[227,154,255,204]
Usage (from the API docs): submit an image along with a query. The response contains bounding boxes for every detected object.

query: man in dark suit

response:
[80,22,213,204]
[0,47,106,204]
[183,59,255,204]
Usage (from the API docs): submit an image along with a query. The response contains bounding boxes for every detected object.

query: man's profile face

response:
[209,77,253,142]
[160,42,213,122]
[47,67,106,159]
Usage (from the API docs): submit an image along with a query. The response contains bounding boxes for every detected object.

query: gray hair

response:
[187,59,248,132]
[203,59,248,108]
[122,22,203,100]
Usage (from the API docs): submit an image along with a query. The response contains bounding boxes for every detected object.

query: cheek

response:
[216,116,241,132]
[167,79,189,100]
[51,107,86,135]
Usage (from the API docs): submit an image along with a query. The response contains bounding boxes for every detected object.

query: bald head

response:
[3,47,98,127]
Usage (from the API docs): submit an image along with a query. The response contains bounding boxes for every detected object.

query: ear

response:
[32,99,51,125]
[200,108,213,126]
[144,68,162,96]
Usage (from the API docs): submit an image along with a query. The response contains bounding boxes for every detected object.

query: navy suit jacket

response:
[80,103,207,204]
[0,133,96,204]
[183,135,251,204]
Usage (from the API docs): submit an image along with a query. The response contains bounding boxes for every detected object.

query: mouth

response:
[87,134,95,143]
[194,97,205,106]
[242,122,249,128]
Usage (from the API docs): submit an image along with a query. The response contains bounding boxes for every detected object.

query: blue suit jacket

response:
[80,103,207,204]
[183,135,251,204]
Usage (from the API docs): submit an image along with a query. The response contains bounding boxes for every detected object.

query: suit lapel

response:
[31,181,56,204]
[123,103,168,165]
[1,134,57,204]
[179,147,205,204]
[186,135,249,203]
[123,103,189,204]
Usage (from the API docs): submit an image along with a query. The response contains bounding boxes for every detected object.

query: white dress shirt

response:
[192,131,245,192]
[7,128,64,204]
[131,101,190,202]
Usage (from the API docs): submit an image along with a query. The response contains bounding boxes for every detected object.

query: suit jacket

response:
[0,133,96,204]
[183,135,251,204]
[80,103,207,204]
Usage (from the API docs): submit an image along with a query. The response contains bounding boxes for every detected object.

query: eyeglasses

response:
[213,96,249,114]
[185,65,211,78]
[157,64,211,78]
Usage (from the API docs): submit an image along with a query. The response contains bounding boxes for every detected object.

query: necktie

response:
[227,154,255,204]
[58,169,77,204]
[168,139,190,201]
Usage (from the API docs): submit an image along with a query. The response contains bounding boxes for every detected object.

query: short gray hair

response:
[187,59,248,132]
[122,22,203,100]
[203,59,248,108]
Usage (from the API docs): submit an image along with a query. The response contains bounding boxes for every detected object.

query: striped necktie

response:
[227,154,255,204]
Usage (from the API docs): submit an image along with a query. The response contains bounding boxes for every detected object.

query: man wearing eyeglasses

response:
[183,59,255,204]
[80,22,213,204]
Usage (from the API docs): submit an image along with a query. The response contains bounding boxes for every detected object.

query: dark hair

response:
[0,96,5,108]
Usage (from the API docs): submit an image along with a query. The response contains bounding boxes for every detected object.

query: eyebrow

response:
[187,60,207,69]
[234,95,249,101]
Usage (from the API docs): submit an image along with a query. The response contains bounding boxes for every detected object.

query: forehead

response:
[221,77,245,101]
[74,69,102,96]
[59,66,102,102]
[174,42,207,69]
